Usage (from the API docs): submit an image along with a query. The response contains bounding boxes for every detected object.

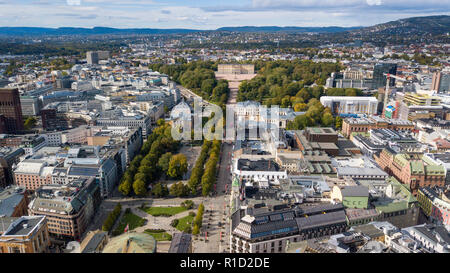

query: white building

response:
[320,96,378,115]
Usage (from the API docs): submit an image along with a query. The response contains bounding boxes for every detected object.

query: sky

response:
[0,0,448,29]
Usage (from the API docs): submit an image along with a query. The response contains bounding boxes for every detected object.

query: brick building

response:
[375,148,446,195]
[342,116,414,138]
[13,160,55,191]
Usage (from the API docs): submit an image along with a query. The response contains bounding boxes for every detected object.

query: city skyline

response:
[0,0,448,29]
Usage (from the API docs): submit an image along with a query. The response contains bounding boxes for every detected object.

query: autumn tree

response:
[167,154,188,179]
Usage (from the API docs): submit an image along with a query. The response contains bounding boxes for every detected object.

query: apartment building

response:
[28,177,101,241]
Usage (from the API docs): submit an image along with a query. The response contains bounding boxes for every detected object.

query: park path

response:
[131,207,194,235]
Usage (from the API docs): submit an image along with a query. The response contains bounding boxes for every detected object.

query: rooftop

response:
[0,186,26,217]
[1,216,45,237]
[237,159,280,172]
[102,232,157,253]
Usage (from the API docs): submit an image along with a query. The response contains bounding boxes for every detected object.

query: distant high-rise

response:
[431,71,450,93]
[0,88,24,133]
[86,51,99,65]
[97,51,110,60]
[372,63,397,89]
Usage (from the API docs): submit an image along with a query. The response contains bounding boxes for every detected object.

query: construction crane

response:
[382,73,408,118]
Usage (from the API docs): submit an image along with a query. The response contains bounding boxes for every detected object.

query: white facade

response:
[320,96,378,115]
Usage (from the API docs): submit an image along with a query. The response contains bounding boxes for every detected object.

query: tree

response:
[293,103,307,112]
[192,225,200,235]
[152,182,169,197]
[158,152,172,174]
[170,182,189,197]
[167,154,188,179]
[201,78,216,95]
[157,119,165,126]
[183,226,192,234]
[296,88,310,102]
[118,180,132,196]
[23,116,36,130]
[133,179,147,196]
[335,116,343,129]
[321,112,334,127]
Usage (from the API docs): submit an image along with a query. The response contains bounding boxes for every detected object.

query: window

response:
[10,247,21,253]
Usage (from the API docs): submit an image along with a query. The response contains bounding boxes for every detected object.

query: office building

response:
[403,93,441,106]
[230,203,348,253]
[96,114,151,138]
[14,159,56,191]
[0,88,24,133]
[320,96,378,116]
[326,72,373,89]
[0,147,25,188]
[28,177,101,241]
[86,51,99,65]
[372,63,397,89]
[342,116,414,138]
[431,71,450,93]
[20,96,41,116]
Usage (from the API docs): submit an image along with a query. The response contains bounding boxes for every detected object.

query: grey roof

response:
[69,166,99,176]
[295,210,347,231]
[233,203,347,240]
[414,225,450,245]
[237,159,279,172]
[0,193,24,217]
[337,167,388,177]
[3,216,44,236]
[82,231,108,253]
[341,186,369,197]
[0,217,18,234]
[301,203,344,215]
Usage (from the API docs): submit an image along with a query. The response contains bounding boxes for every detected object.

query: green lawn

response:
[113,211,146,236]
[175,215,194,232]
[140,206,187,217]
[144,229,172,241]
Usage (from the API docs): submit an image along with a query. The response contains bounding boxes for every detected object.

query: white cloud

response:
[66,0,81,5]
[366,0,382,5]
[0,0,448,29]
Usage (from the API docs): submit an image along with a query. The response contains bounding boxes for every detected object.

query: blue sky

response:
[0,0,448,29]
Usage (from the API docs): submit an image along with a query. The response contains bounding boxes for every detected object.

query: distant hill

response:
[0,27,205,36]
[352,15,450,35]
[0,15,448,36]
[216,26,361,33]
